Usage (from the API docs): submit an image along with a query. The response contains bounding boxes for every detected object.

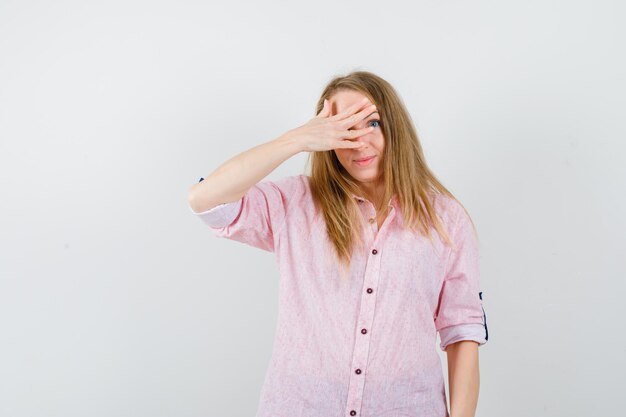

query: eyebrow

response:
[366,111,380,118]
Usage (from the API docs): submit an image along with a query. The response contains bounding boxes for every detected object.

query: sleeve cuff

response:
[189,199,243,228]
[438,323,488,351]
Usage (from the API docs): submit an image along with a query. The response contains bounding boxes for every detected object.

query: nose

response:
[354,136,368,149]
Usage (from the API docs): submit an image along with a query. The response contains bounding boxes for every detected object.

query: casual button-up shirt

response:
[189,174,488,417]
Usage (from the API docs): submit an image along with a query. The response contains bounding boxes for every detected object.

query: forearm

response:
[447,341,480,417]
[188,130,302,212]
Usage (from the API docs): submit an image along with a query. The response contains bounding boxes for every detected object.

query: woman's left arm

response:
[446,340,480,417]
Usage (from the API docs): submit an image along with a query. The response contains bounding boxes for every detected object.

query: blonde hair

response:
[305,70,476,279]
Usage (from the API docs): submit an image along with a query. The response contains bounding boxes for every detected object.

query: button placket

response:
[345,197,396,417]
[365,203,378,241]
[344,245,385,416]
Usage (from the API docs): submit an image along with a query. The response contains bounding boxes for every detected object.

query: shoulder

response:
[261,174,309,198]
[273,173,309,189]
[253,174,310,210]
[255,174,309,193]
[431,193,462,221]
[430,192,469,235]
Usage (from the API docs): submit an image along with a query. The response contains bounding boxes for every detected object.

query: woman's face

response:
[330,89,385,185]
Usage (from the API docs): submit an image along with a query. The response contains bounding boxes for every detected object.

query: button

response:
[350,411,357,416]
[371,249,378,255]
[366,288,373,293]
[368,218,375,223]
[361,328,367,334]
[355,368,362,374]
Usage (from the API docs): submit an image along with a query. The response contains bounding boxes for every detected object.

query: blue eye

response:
[369,120,381,128]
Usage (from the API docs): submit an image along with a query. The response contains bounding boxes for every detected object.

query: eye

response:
[368,119,381,128]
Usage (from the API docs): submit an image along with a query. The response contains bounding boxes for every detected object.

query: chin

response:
[350,170,380,182]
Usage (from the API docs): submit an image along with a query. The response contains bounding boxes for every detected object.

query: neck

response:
[358,178,386,210]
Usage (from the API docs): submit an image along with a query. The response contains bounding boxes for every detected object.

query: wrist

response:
[277,129,305,155]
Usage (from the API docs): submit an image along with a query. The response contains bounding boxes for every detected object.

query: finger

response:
[336,140,366,149]
[339,104,378,129]
[340,126,374,139]
[329,96,371,121]
[330,98,369,120]
[340,109,378,132]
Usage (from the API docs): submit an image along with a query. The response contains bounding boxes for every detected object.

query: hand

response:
[289,97,377,152]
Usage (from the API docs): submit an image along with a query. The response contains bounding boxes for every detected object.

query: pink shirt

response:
[190,174,488,417]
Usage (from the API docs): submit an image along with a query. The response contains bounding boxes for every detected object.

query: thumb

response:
[318,99,330,117]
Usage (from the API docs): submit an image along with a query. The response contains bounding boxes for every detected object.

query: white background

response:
[1,1,624,416]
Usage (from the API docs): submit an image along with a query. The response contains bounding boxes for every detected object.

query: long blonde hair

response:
[305,70,476,277]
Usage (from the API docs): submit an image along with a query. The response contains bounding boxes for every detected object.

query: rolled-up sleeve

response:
[434,203,489,351]
[191,199,243,228]
[189,175,304,253]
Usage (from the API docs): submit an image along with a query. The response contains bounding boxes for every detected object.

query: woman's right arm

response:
[188,96,376,213]
[187,132,303,213]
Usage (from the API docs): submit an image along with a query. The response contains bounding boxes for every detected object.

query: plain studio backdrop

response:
[1,1,625,416]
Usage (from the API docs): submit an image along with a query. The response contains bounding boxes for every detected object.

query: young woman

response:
[188,71,489,417]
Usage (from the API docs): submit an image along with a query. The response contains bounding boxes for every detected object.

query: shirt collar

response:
[351,193,399,209]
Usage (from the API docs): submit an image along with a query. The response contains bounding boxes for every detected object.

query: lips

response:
[354,155,376,167]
